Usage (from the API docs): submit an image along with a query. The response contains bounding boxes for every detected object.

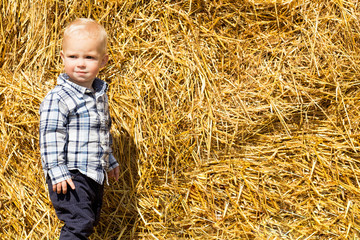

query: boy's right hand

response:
[53,178,76,194]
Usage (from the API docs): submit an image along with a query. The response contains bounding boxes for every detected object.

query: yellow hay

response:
[1,0,360,239]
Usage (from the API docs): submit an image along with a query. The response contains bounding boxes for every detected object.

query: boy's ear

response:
[60,51,65,61]
[101,54,109,68]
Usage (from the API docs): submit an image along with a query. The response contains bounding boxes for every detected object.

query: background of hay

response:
[1,0,360,239]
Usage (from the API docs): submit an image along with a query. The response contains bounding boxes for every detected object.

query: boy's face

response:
[61,36,108,89]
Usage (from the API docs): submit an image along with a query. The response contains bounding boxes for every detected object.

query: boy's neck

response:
[66,76,95,90]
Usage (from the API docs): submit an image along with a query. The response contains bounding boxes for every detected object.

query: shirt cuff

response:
[107,154,119,171]
[48,165,71,185]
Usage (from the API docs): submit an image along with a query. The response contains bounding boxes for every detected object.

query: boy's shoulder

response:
[43,83,77,102]
[41,82,83,112]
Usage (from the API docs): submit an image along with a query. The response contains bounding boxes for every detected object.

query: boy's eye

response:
[86,56,95,59]
[69,55,76,58]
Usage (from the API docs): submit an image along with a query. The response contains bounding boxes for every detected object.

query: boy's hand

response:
[53,178,76,194]
[108,166,120,181]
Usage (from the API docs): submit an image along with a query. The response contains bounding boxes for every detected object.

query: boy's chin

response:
[68,77,94,88]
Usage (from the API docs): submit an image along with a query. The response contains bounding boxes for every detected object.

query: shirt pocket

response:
[67,107,100,143]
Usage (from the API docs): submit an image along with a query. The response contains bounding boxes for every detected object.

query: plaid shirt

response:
[39,73,118,185]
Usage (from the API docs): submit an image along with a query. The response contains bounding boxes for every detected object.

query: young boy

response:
[39,18,120,239]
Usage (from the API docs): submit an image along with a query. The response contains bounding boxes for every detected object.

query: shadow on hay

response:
[95,127,139,240]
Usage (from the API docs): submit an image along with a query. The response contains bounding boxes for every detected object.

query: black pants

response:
[47,170,104,240]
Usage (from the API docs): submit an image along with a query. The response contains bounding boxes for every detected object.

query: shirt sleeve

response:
[107,121,119,171]
[107,153,119,171]
[39,94,71,185]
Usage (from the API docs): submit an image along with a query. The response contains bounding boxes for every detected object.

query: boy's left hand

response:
[108,166,120,181]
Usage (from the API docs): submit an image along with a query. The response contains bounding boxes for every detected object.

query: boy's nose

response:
[77,58,86,67]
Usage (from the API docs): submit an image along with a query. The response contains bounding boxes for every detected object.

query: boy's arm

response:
[106,105,119,180]
[108,154,119,170]
[107,153,119,181]
[39,96,72,187]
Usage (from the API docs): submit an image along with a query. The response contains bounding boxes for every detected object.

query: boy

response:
[39,18,119,239]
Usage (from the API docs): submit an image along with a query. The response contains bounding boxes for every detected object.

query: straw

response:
[1,0,360,239]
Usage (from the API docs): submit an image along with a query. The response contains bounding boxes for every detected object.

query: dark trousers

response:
[47,170,104,240]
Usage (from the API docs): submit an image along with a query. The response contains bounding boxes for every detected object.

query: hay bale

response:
[1,0,360,239]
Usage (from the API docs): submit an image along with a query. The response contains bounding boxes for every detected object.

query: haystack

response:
[1,0,360,239]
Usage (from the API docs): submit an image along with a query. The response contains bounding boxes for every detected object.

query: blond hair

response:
[62,18,107,54]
